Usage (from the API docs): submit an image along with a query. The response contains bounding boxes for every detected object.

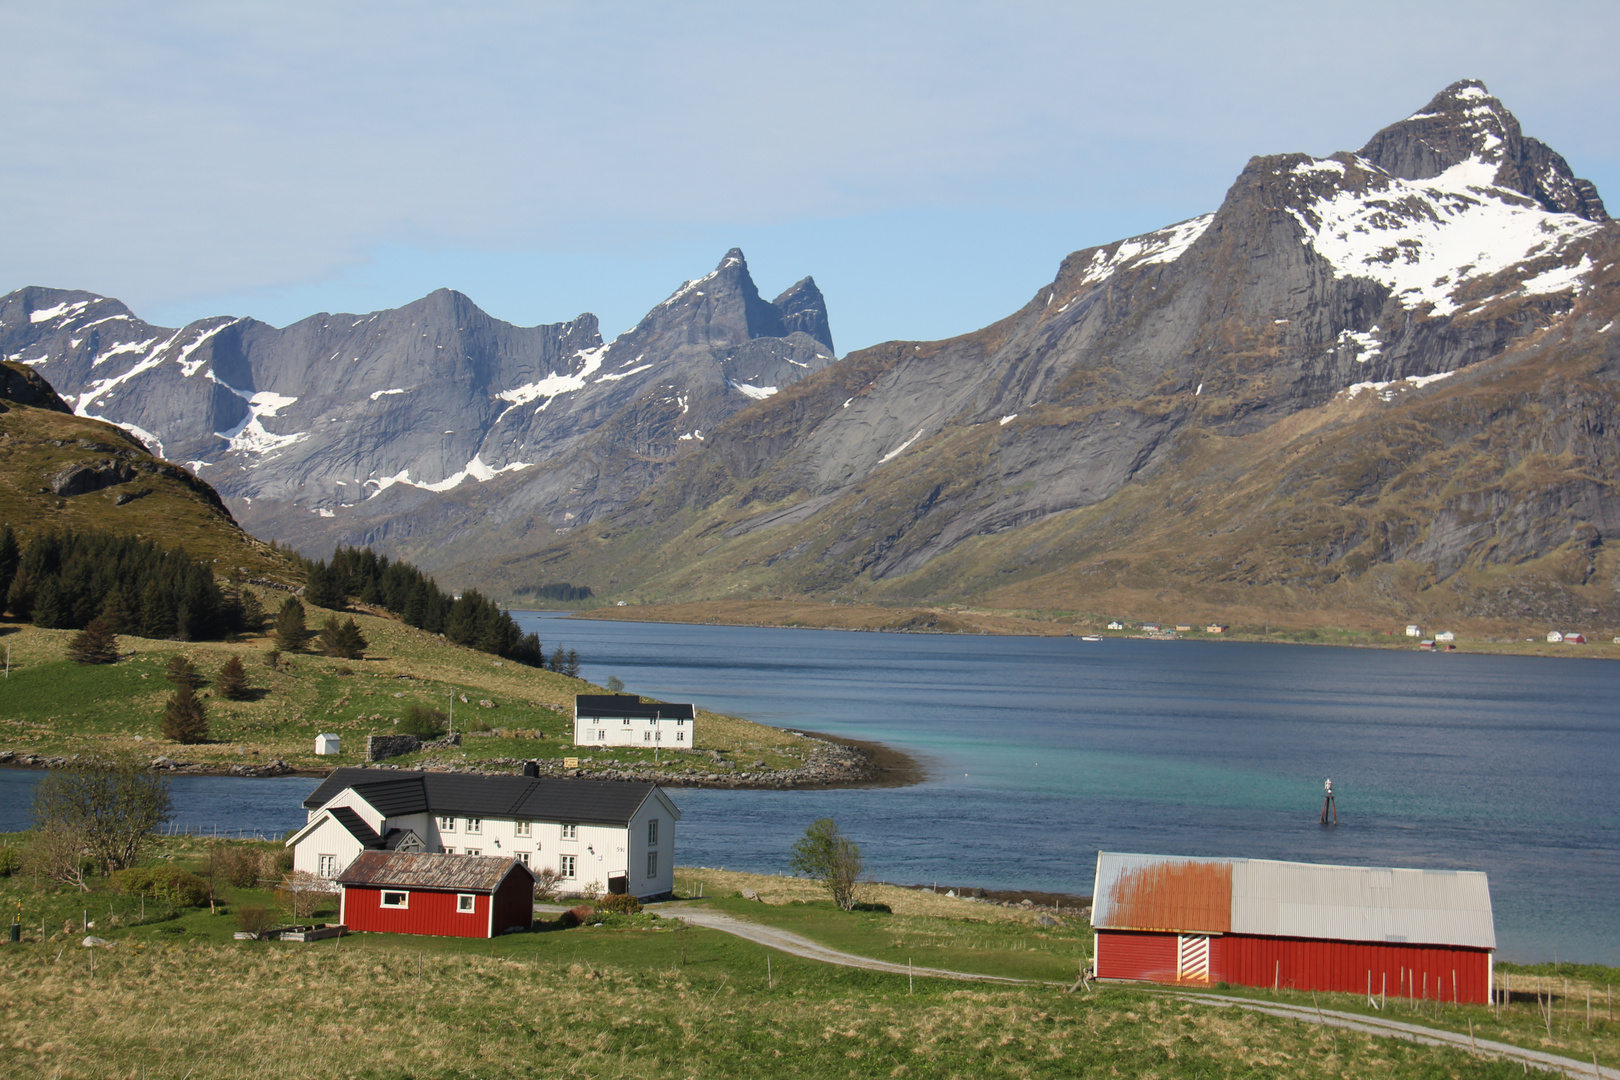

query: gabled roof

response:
[575,694,695,721]
[337,851,533,893]
[1092,852,1496,949]
[304,768,677,827]
[328,806,383,848]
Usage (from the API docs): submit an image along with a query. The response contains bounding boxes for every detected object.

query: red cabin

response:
[1092,852,1496,1004]
[338,851,536,939]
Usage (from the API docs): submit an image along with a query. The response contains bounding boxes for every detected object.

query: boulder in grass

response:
[558,905,595,928]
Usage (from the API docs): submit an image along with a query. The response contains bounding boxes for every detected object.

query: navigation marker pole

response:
[1320,778,1337,826]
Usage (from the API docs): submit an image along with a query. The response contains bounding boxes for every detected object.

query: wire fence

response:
[159,822,277,842]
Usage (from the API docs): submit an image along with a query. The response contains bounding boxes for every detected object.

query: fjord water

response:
[532,615,1617,964]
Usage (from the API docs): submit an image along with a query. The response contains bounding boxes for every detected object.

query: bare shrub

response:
[274,871,336,921]
[532,866,564,902]
[235,904,276,938]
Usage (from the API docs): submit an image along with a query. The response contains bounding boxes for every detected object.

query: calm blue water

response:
[3,615,1615,963]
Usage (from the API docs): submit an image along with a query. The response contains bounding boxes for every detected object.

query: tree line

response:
[295,546,545,667]
[0,525,254,640]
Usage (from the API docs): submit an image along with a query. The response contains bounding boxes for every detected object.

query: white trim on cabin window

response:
[437,816,455,832]
[465,818,482,835]
[561,823,577,840]
[559,854,576,878]
[442,846,455,855]
[647,851,658,878]
[318,854,337,878]
[380,890,409,909]
[515,851,531,867]
[514,820,531,837]
[456,894,477,913]
[647,819,658,846]
[463,848,481,857]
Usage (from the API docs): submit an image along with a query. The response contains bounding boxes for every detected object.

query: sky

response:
[4,1,1618,355]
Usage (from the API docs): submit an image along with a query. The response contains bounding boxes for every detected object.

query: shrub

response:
[532,866,563,902]
[398,704,447,739]
[274,871,336,921]
[235,904,276,938]
[599,892,642,915]
[558,905,595,928]
[164,654,204,689]
[206,843,261,889]
[258,848,293,882]
[111,865,210,907]
[0,846,19,877]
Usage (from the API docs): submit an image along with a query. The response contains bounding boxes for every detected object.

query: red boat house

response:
[338,851,537,939]
[1091,852,1496,1003]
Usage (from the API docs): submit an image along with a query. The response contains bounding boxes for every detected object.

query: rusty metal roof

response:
[337,851,534,893]
[1093,852,1495,949]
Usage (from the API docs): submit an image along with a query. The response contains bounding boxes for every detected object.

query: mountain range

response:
[1,250,834,567]
[5,80,1619,633]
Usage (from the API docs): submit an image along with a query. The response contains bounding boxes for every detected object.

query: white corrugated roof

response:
[1093,852,1495,950]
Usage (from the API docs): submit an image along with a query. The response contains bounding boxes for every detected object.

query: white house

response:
[1547,631,1564,643]
[1405,624,1422,637]
[1106,621,1125,631]
[286,766,679,900]
[1434,631,1455,642]
[574,694,695,749]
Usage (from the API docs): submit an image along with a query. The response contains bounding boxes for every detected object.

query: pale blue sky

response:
[4,2,1616,354]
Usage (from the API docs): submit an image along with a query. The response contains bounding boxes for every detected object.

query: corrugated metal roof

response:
[304,768,670,827]
[337,851,532,892]
[575,694,695,720]
[1093,852,1496,950]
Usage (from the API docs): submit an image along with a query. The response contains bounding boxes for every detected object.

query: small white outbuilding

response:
[315,733,342,756]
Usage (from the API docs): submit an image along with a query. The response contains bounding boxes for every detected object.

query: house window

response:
[465,818,482,835]
[318,854,337,878]
[514,820,531,837]
[559,854,576,878]
[463,848,481,857]
[442,846,455,855]
[647,852,658,877]
[644,731,651,742]
[515,851,531,867]
[597,730,605,740]
[437,816,455,832]
[647,819,658,846]
[380,891,409,909]
[676,731,684,742]
[457,894,477,913]
[623,718,631,725]
[561,823,577,840]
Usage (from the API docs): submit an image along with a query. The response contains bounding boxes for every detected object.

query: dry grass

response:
[676,867,1057,925]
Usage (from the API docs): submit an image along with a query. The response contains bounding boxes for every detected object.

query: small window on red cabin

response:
[381,891,409,909]
[457,894,476,913]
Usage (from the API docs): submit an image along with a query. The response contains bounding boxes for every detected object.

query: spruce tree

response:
[0,525,17,605]
[217,655,250,700]
[164,654,204,689]
[30,577,72,628]
[273,597,311,651]
[66,618,119,664]
[240,590,266,634]
[161,684,209,744]
[304,561,344,610]
[334,617,368,660]
[97,585,134,634]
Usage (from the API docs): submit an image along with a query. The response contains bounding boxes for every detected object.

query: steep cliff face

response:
[1,249,835,562]
[483,82,1620,628]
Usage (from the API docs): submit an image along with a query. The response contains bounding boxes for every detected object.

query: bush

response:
[0,846,18,877]
[259,848,293,882]
[235,904,276,938]
[111,865,210,907]
[207,843,261,889]
[599,892,642,915]
[398,704,447,739]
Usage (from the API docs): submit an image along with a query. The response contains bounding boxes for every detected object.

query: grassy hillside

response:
[0,594,820,775]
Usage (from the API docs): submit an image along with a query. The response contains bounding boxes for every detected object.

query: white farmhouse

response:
[286,765,679,900]
[1547,631,1564,643]
[1405,624,1422,637]
[574,694,695,749]
[1434,631,1455,642]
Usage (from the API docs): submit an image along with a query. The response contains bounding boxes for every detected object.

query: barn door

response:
[1176,935,1211,983]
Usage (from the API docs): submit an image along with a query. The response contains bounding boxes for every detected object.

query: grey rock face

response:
[516,81,1617,604]
[1,250,835,561]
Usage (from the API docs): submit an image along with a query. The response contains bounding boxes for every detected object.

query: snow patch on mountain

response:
[1075,214,1215,288]
[367,454,534,496]
[1346,369,1457,402]
[728,380,778,401]
[1293,156,1600,316]
[176,321,239,377]
[496,343,611,419]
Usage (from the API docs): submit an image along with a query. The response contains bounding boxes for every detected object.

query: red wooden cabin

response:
[338,851,536,939]
[1092,852,1496,1004]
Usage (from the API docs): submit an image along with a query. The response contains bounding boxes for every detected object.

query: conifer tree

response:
[30,577,73,628]
[318,616,368,660]
[240,590,266,634]
[161,684,209,744]
[304,561,344,610]
[0,525,18,608]
[164,654,204,689]
[274,597,311,651]
[66,618,119,665]
[217,655,250,700]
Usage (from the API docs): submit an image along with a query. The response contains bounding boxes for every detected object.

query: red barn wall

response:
[344,886,491,938]
[1097,930,1491,1003]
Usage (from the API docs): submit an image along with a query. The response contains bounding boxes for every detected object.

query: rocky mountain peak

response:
[1358,79,1607,221]
[0,360,72,414]
[771,277,834,354]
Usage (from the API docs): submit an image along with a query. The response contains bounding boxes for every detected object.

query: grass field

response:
[0,602,821,776]
[0,843,1613,1077]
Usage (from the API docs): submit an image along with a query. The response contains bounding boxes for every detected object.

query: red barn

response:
[338,851,537,939]
[1092,852,1496,1003]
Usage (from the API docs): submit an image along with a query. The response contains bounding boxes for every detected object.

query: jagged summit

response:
[1358,79,1607,221]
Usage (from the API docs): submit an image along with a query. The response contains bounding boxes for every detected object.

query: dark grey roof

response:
[306,767,667,827]
[328,805,383,847]
[575,694,694,721]
[382,828,425,851]
[338,851,533,892]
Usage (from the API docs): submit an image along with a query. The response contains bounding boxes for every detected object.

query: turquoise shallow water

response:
[2,617,1614,962]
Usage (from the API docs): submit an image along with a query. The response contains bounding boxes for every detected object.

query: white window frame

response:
[676,731,684,742]
[318,854,337,878]
[380,890,409,909]
[437,816,455,832]
[463,848,481,857]
[515,851,531,867]
[514,820,531,838]
[647,851,658,877]
[647,819,658,846]
[456,894,477,913]
[465,818,482,835]
[561,823,578,840]
[559,854,576,879]
[622,717,631,726]
[442,846,454,855]
[644,731,651,742]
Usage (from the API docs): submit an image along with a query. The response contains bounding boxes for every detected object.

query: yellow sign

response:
[564,757,579,769]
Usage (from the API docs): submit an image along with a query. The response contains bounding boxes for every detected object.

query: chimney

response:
[522,760,539,778]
